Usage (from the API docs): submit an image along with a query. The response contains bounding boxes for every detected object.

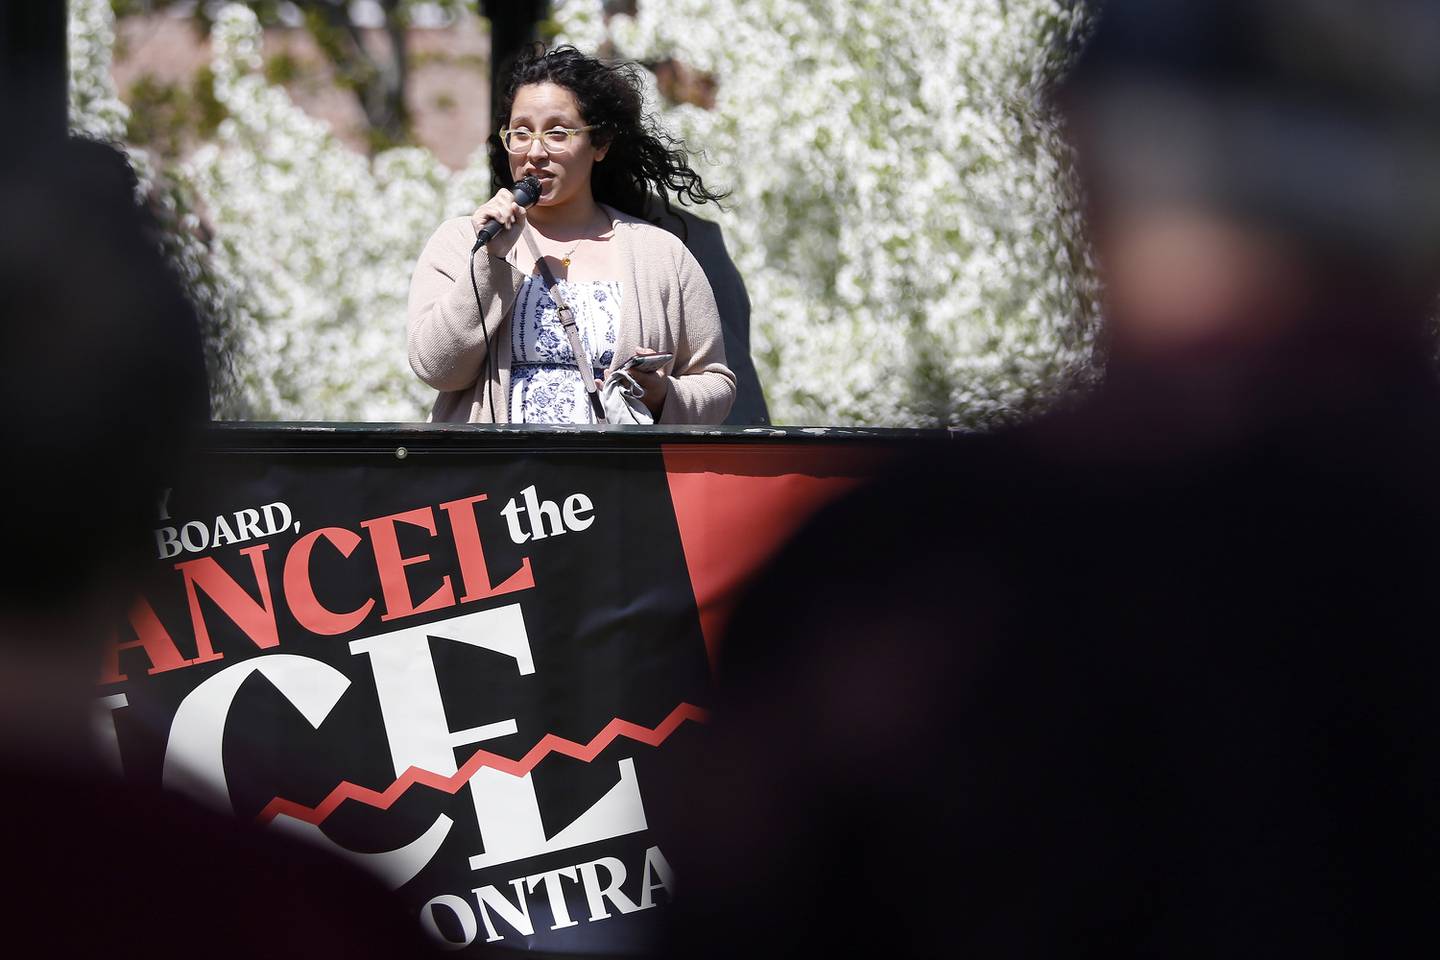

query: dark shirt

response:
[2,770,434,956]
[662,357,1440,957]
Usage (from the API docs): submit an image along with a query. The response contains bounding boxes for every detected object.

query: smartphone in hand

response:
[619,352,673,374]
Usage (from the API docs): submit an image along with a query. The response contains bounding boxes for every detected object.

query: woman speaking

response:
[407,45,736,425]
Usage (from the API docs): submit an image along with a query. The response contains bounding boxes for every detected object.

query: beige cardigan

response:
[407,205,737,424]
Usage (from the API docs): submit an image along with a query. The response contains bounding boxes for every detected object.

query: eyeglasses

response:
[498,125,599,154]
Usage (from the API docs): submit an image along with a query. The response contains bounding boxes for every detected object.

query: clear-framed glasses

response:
[499,125,599,154]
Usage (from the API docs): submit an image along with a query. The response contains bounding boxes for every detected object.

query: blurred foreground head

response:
[0,138,207,628]
[0,144,436,958]
[1060,0,1440,375]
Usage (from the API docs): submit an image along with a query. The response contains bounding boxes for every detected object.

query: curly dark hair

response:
[489,44,726,221]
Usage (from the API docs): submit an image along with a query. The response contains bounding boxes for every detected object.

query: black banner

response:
[100,426,931,952]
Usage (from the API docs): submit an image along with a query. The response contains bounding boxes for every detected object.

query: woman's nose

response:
[526,136,549,159]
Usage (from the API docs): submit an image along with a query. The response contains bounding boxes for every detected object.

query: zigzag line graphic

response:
[255,701,709,827]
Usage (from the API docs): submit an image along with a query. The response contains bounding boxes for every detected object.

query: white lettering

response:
[577,856,641,921]
[349,605,648,874]
[155,526,181,560]
[563,493,595,532]
[92,693,129,774]
[179,520,210,553]
[638,846,675,910]
[474,880,534,943]
[521,485,564,540]
[152,503,304,557]
[234,508,264,540]
[525,867,581,930]
[500,498,530,544]
[161,654,451,888]
[504,487,598,542]
[432,846,675,944]
[420,895,478,950]
[211,514,240,548]
[260,502,293,537]
[468,755,648,872]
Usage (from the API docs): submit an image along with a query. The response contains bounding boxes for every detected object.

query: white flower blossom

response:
[67,0,128,142]
[69,0,248,416]
[558,0,1100,428]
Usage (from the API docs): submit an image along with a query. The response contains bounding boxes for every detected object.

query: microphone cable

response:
[467,175,541,422]
[469,250,497,422]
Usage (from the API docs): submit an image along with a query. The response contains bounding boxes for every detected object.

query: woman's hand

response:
[628,348,669,418]
[470,188,528,259]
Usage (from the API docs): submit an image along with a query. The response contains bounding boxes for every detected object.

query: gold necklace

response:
[557,237,583,268]
[528,232,582,268]
[532,211,606,267]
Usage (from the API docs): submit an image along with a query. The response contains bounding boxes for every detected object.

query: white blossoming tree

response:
[69,0,249,416]
[67,0,1096,426]
[69,0,481,420]
[555,0,1099,427]
[184,5,488,420]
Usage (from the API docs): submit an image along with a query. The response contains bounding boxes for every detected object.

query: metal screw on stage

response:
[395,446,408,460]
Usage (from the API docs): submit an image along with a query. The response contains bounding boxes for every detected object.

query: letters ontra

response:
[421,847,677,948]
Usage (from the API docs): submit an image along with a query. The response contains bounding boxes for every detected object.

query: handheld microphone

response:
[472,175,542,252]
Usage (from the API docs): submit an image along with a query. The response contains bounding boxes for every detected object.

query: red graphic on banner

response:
[256,702,709,827]
[663,444,884,669]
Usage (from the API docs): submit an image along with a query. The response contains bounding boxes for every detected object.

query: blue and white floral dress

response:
[508,276,621,423]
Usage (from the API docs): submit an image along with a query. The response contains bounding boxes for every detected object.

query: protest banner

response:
[101,424,941,952]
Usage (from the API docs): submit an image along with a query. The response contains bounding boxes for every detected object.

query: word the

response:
[500,485,595,544]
